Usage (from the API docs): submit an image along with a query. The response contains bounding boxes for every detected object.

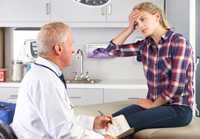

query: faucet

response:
[66,48,98,83]
[76,49,84,75]
[74,49,92,82]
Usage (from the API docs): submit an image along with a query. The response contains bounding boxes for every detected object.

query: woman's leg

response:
[112,104,145,118]
[125,105,192,132]
[113,105,192,139]
[112,104,145,139]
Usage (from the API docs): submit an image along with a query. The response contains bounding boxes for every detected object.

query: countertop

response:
[0,79,148,90]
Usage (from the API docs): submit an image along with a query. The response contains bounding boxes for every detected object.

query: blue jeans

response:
[112,104,192,139]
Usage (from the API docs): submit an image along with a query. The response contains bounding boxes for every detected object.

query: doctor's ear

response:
[53,44,63,55]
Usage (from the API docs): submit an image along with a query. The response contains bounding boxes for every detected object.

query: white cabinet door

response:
[106,0,141,22]
[51,0,106,22]
[107,0,165,23]
[67,88,103,106]
[0,0,49,22]
[104,89,147,103]
[0,87,18,103]
[0,0,165,27]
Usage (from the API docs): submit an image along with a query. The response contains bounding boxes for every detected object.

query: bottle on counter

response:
[11,60,24,82]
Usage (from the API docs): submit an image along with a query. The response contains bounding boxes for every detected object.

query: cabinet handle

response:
[197,56,200,65]
[194,56,200,71]
[101,7,106,16]
[69,96,82,99]
[107,4,112,15]
[46,3,51,15]
[8,94,18,99]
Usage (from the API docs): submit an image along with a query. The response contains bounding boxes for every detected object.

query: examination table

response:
[74,100,200,139]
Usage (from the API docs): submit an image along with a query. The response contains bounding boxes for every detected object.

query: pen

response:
[98,110,112,124]
[98,110,104,116]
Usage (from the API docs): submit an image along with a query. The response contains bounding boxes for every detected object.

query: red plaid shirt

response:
[108,30,194,108]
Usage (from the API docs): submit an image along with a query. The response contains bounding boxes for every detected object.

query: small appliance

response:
[23,39,39,63]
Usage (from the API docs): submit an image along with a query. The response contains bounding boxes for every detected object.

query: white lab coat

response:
[11,57,104,139]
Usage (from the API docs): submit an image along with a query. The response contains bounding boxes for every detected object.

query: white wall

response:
[166,0,190,39]
[195,0,200,116]
[196,0,200,57]
[63,28,145,81]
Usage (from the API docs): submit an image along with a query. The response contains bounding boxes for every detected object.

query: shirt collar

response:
[160,28,174,41]
[35,57,62,76]
[145,29,174,46]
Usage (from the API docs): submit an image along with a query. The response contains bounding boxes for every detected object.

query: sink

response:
[65,79,101,84]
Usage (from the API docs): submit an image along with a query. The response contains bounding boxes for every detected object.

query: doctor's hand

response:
[104,134,118,139]
[93,115,112,130]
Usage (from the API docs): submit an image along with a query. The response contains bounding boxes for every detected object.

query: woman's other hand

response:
[104,134,118,139]
[136,98,154,109]
[112,9,142,45]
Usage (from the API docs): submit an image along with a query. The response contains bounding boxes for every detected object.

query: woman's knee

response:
[112,104,144,117]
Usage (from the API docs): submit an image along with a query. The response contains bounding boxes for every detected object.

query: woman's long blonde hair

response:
[133,2,170,29]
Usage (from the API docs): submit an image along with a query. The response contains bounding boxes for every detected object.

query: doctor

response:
[12,22,114,139]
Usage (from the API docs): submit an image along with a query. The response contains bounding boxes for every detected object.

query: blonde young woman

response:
[94,2,193,139]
